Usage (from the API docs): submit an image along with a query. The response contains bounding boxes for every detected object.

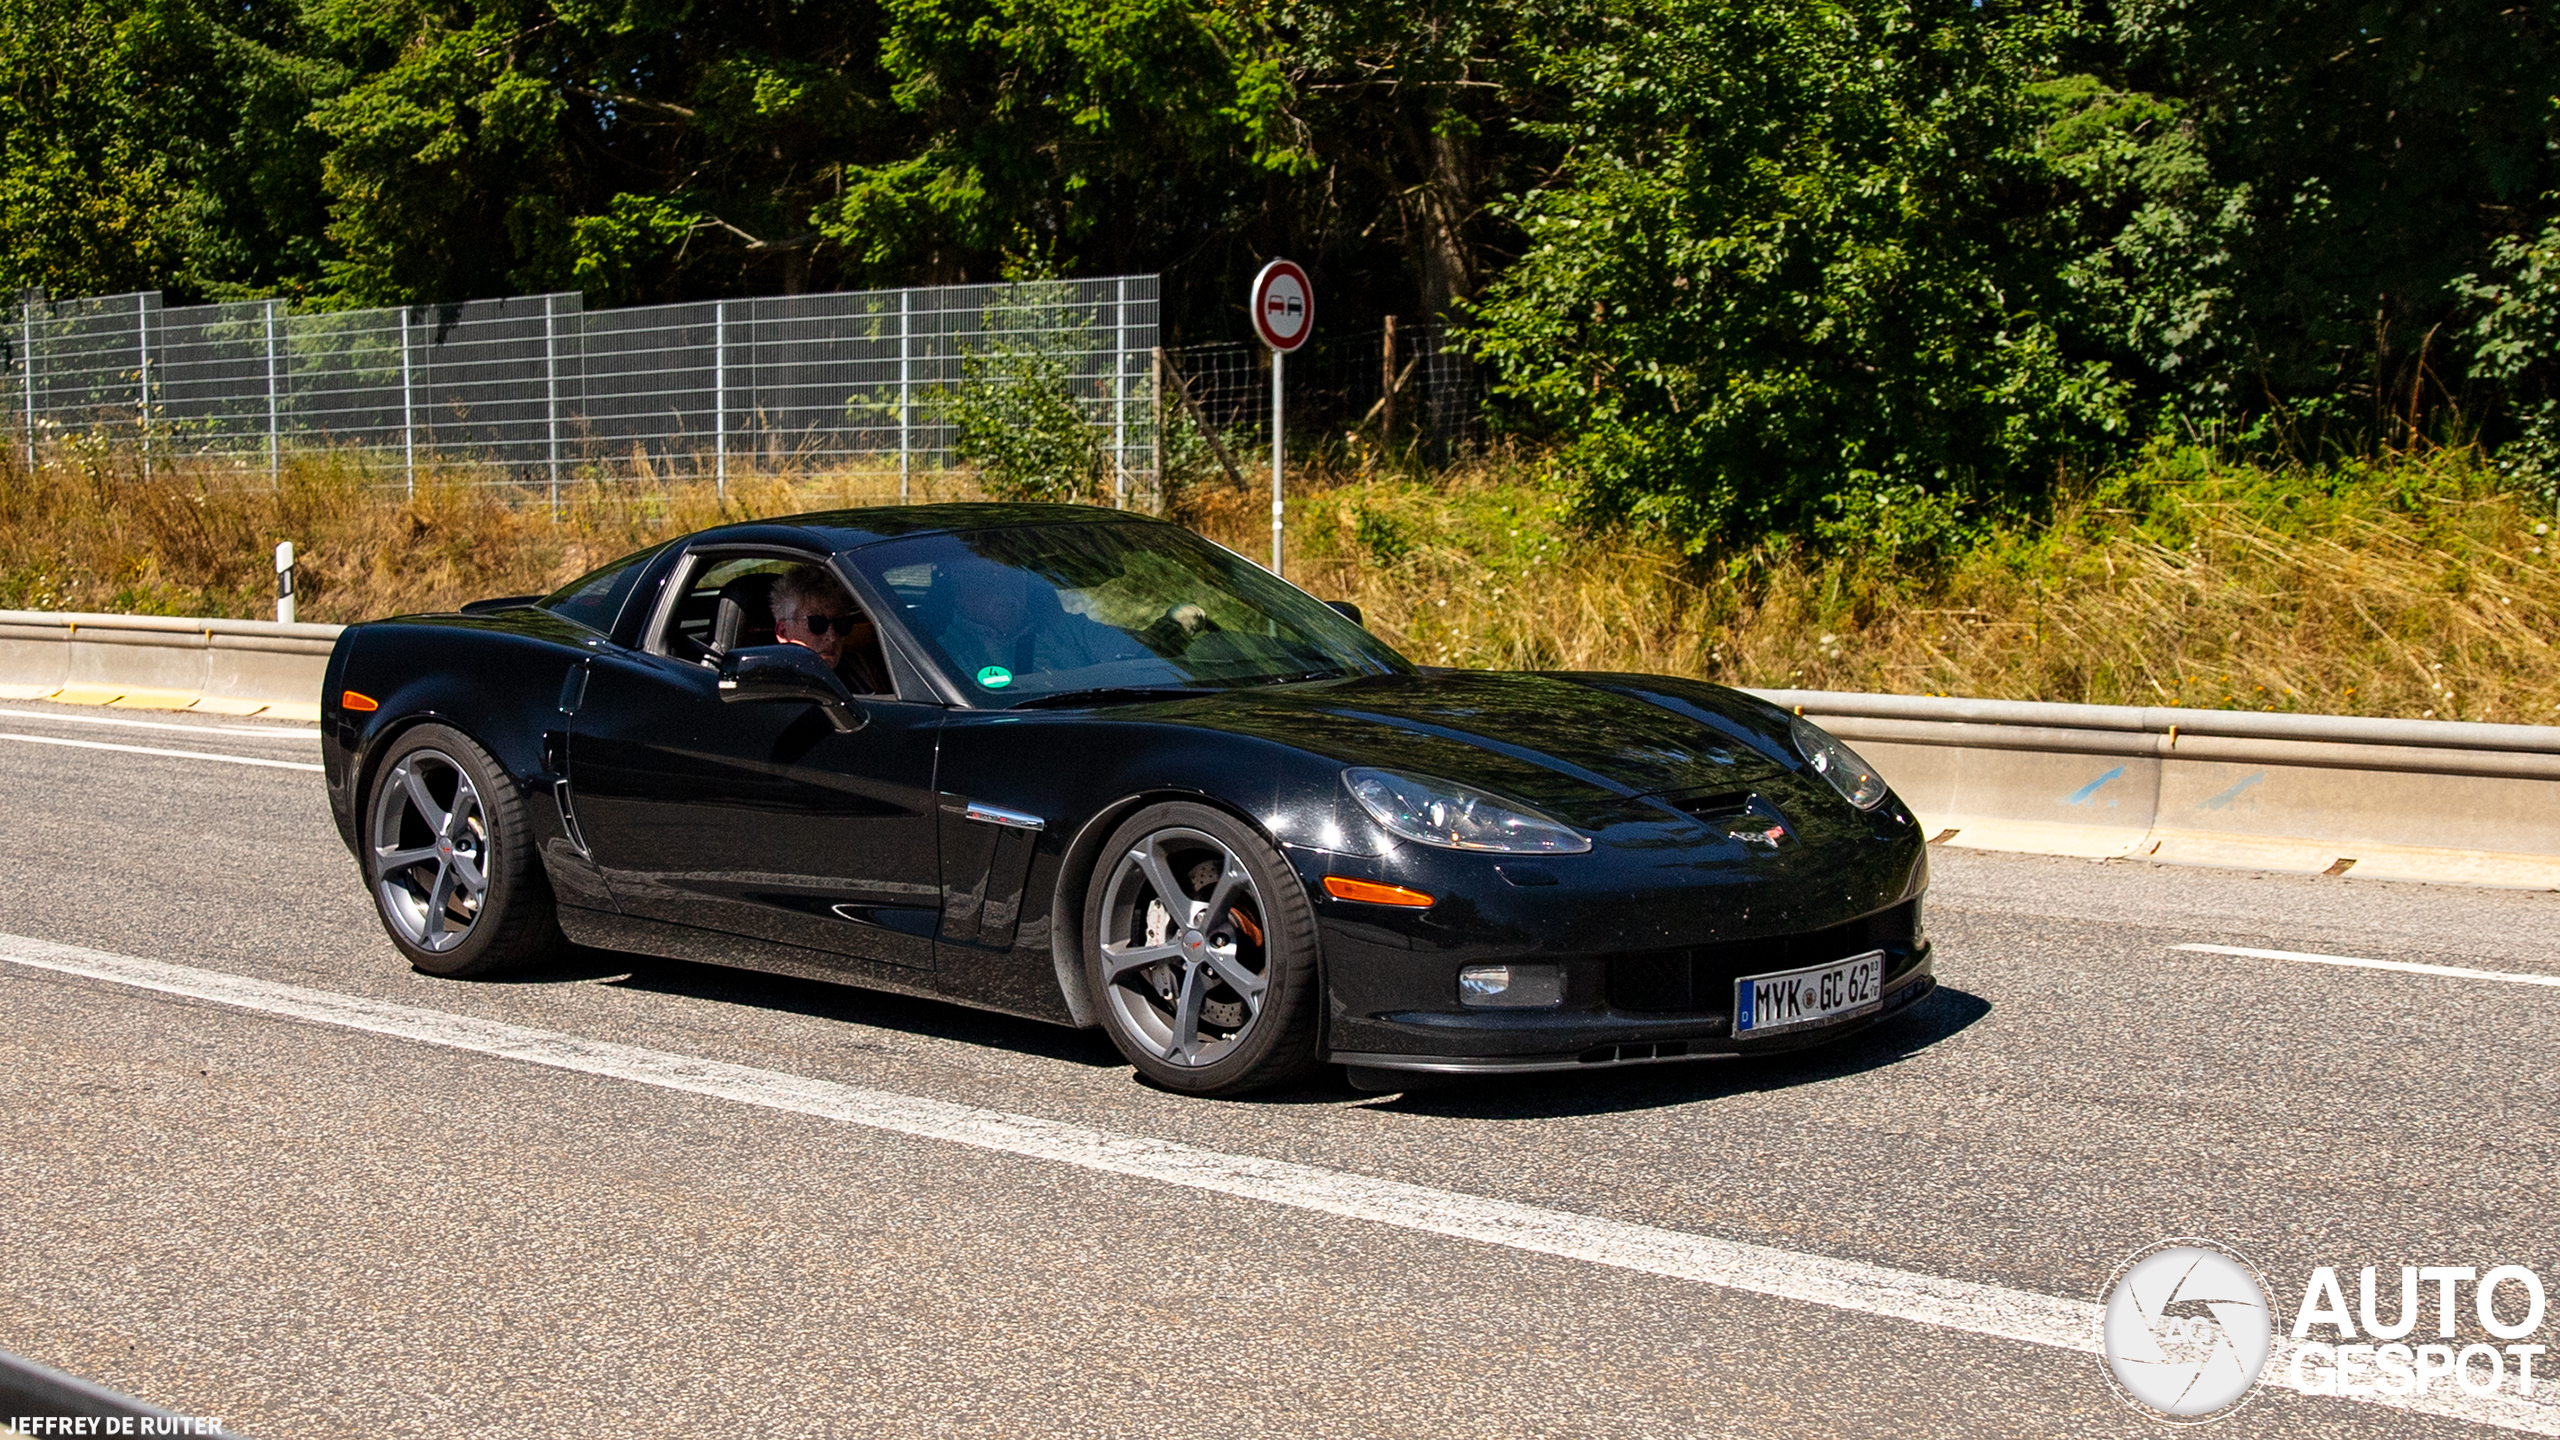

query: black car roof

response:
[685,502,1151,554]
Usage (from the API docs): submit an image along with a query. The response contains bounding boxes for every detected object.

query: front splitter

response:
[1331,972,1938,1086]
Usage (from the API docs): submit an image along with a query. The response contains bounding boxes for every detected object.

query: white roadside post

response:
[1249,259,1313,577]
[275,541,296,625]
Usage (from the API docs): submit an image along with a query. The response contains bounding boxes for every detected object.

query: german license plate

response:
[1734,951,1885,1036]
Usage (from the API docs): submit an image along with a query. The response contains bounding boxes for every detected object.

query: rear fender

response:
[331,618,595,893]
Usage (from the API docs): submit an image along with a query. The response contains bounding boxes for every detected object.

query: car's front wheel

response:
[1083,802,1322,1096]
[364,724,562,978]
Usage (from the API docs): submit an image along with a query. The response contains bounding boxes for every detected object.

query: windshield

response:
[844,520,1410,703]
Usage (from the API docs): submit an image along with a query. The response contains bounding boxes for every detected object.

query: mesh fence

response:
[1160,319,1487,465]
[3,277,1163,495]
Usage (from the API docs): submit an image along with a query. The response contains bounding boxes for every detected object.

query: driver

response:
[772,564,891,695]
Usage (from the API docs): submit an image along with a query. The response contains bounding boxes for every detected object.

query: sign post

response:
[1250,259,1312,576]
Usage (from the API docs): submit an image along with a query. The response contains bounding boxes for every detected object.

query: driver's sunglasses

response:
[795,613,861,638]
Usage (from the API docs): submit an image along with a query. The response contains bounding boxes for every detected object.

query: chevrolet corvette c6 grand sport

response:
[321,504,1934,1096]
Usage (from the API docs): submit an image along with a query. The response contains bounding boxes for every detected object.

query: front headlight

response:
[1789,715,1890,810]
[1344,767,1593,854]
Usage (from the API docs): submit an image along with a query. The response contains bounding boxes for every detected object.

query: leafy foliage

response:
[936,281,1111,501]
[1470,0,2130,546]
[2459,212,2560,489]
[0,0,2551,547]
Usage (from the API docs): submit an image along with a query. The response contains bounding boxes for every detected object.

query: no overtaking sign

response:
[1252,260,1312,353]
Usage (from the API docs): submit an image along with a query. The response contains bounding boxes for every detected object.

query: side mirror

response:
[717,645,864,732]
[1325,600,1365,627]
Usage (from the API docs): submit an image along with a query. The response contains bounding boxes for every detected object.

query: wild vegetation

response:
[2,0,2554,554]
[4,442,2550,725]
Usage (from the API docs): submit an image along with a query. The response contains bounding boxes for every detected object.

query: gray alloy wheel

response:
[1086,803,1321,1096]
[363,724,562,978]
[371,746,490,954]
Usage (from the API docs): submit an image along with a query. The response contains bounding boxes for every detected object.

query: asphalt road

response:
[2,698,2557,1438]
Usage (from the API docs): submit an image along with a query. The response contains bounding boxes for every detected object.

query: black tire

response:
[362,723,564,978]
[1082,801,1323,1097]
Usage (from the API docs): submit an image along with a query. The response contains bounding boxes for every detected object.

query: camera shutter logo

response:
[2101,1239,2280,1422]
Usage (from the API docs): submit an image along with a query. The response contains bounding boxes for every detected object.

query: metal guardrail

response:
[1748,689,2560,887]
[1,1347,241,1436]
[1750,688,2560,757]
[0,615,2551,883]
[0,610,339,718]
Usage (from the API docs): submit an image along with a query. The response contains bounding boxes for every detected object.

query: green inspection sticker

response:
[975,665,1014,689]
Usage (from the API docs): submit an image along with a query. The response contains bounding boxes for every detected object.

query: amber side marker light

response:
[1321,876,1435,908]
[341,690,380,712]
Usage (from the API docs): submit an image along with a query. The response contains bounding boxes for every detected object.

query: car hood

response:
[1161,670,1802,823]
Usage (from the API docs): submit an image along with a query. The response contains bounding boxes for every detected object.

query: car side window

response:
[657,556,792,663]
[654,554,895,697]
[538,545,662,637]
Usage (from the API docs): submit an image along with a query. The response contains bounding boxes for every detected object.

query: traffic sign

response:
[1251,260,1313,353]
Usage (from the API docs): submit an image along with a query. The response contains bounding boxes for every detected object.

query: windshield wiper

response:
[1007,686,1221,709]
[1250,669,1349,686]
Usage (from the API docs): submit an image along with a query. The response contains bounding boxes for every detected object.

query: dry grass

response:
[1190,444,2560,723]
[5,439,2555,722]
[0,444,982,622]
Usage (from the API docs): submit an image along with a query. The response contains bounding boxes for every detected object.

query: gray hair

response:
[772,563,841,611]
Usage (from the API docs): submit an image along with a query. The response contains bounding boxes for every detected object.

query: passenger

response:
[941,562,1128,674]
[772,564,892,695]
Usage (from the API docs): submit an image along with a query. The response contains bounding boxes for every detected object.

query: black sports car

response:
[321,504,1934,1096]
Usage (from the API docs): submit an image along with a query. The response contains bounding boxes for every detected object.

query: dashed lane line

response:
[2174,943,2560,990]
[2,932,2555,1435]
[0,706,318,740]
[0,732,323,772]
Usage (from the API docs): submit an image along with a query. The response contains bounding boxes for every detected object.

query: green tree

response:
[0,0,331,301]
[813,0,1288,286]
[1471,0,2127,548]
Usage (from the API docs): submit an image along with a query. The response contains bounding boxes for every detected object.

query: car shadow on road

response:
[1333,986,1994,1120]
[592,950,1129,1069]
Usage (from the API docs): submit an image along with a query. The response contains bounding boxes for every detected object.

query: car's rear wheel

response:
[1084,802,1322,1096]
[364,724,562,978]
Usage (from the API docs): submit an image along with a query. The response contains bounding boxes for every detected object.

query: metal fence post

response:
[399,307,415,497]
[898,289,912,504]
[136,293,150,481]
[264,299,280,482]
[545,293,561,512]
[19,293,33,471]
[1113,276,1129,509]
[1150,346,1166,514]
[713,299,727,501]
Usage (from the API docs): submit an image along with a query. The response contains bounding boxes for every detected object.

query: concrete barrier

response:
[0,610,340,721]
[0,611,2548,886]
[1753,689,2560,889]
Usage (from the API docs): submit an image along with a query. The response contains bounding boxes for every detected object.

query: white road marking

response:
[2175,943,2560,990]
[0,706,317,740]
[0,732,323,772]
[1,932,2553,1435]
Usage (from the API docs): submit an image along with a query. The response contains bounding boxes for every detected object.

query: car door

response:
[565,546,945,969]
